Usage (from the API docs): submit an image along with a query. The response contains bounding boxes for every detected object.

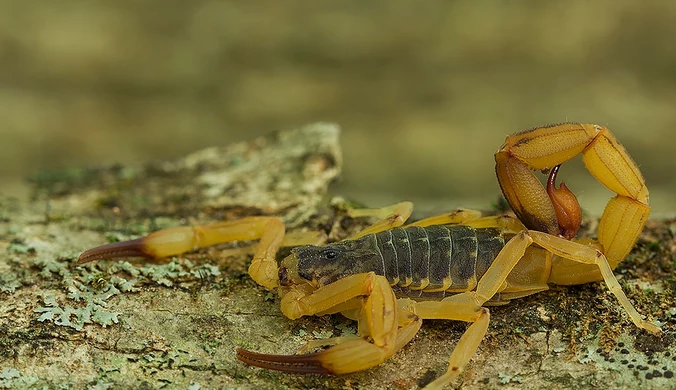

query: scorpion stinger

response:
[545,164,582,240]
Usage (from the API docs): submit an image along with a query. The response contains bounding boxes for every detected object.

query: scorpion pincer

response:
[77,123,660,389]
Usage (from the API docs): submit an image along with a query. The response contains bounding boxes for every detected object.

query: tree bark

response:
[0,123,673,389]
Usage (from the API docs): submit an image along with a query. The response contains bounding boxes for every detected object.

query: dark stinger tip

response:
[545,164,582,240]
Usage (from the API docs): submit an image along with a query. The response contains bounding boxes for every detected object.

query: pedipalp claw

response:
[238,336,395,375]
[77,238,153,264]
[236,348,333,375]
[77,226,200,265]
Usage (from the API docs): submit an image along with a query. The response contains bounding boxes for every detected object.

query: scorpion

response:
[77,123,660,389]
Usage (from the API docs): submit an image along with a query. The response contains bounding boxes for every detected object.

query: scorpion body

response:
[78,123,661,389]
[285,225,536,302]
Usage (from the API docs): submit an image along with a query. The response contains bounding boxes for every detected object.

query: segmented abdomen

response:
[368,225,506,299]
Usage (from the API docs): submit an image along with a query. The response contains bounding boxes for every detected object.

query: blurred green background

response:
[1,1,674,216]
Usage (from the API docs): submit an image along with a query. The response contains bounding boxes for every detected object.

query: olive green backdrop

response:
[1,1,674,215]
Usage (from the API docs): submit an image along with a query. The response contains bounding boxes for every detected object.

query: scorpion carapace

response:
[285,225,509,300]
[77,123,659,390]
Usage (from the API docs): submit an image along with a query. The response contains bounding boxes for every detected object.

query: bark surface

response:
[0,123,673,389]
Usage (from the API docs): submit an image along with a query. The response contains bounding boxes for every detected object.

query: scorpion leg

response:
[528,231,661,334]
[349,202,526,235]
[405,208,482,227]
[296,299,421,355]
[404,231,534,389]
[410,212,527,233]
[238,272,415,374]
[392,298,424,351]
[347,201,413,239]
[420,307,490,390]
[77,217,321,289]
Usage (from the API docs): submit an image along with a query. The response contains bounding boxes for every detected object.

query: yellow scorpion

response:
[78,123,659,389]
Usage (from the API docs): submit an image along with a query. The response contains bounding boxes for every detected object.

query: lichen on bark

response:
[0,122,673,389]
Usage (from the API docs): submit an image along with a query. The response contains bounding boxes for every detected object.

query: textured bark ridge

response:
[0,123,673,389]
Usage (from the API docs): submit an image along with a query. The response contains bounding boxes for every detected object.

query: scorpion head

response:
[279,239,381,288]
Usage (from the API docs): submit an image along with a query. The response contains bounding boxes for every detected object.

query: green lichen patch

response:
[35,295,119,331]
[0,273,20,294]
[0,368,38,389]
[29,250,232,331]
